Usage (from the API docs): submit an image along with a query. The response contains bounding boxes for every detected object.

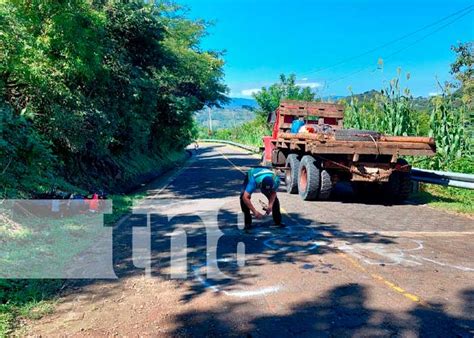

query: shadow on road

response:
[98,205,400,304]
[170,284,474,337]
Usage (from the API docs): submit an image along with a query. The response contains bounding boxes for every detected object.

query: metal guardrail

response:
[411,168,474,190]
[198,139,260,153]
[199,139,474,190]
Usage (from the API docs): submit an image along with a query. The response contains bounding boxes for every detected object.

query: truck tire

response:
[319,169,333,200]
[397,173,412,201]
[335,129,381,142]
[285,154,300,194]
[298,155,321,201]
[272,149,287,167]
[385,159,411,203]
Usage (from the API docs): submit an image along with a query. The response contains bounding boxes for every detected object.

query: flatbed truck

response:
[262,100,436,202]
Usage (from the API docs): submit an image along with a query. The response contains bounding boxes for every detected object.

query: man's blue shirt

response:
[244,168,280,194]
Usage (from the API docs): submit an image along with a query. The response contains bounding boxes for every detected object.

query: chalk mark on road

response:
[192,258,282,298]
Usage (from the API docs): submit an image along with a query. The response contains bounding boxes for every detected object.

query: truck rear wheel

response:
[384,159,411,203]
[319,169,333,200]
[285,154,300,194]
[298,155,321,201]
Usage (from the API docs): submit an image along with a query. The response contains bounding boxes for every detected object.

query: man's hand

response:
[266,192,277,215]
[243,191,262,219]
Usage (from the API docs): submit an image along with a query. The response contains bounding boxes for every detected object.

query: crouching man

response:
[240,167,283,231]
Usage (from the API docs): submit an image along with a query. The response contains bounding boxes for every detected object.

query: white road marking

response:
[192,258,282,298]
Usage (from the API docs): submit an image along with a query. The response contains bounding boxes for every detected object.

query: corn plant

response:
[345,71,417,136]
[344,91,383,131]
[379,73,417,136]
[428,89,472,170]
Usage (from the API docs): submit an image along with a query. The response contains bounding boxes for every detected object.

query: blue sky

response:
[178,0,474,98]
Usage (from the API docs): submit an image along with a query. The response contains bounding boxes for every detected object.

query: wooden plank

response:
[278,138,307,145]
[279,132,333,141]
[280,100,344,111]
[280,106,344,114]
[279,100,344,117]
[280,137,434,149]
[279,109,344,119]
[380,136,435,145]
[279,123,292,129]
[308,145,435,156]
[278,137,436,156]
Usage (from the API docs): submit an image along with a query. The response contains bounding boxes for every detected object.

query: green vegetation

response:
[345,70,419,136]
[344,54,472,174]
[195,106,256,130]
[105,149,187,225]
[344,72,472,174]
[451,42,473,108]
[0,1,225,334]
[0,1,227,198]
[413,185,474,216]
[1,279,61,335]
[427,91,471,171]
[213,116,270,147]
[0,150,187,335]
[253,74,316,117]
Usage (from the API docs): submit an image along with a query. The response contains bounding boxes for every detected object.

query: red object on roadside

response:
[88,193,99,212]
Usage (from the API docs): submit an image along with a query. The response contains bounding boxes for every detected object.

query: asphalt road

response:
[28,143,473,337]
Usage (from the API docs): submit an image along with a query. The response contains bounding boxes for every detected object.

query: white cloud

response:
[428,92,441,97]
[241,88,261,96]
[296,82,322,89]
[301,77,308,81]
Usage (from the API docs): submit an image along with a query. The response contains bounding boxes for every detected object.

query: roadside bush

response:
[0,104,55,197]
[0,1,227,197]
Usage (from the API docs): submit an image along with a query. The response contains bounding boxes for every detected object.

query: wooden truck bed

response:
[273,133,436,157]
[272,100,436,158]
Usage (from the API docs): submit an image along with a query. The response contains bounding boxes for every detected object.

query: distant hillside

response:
[321,95,346,101]
[341,90,433,112]
[224,97,258,109]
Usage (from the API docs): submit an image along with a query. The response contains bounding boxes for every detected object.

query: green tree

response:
[253,74,316,117]
[451,42,473,107]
